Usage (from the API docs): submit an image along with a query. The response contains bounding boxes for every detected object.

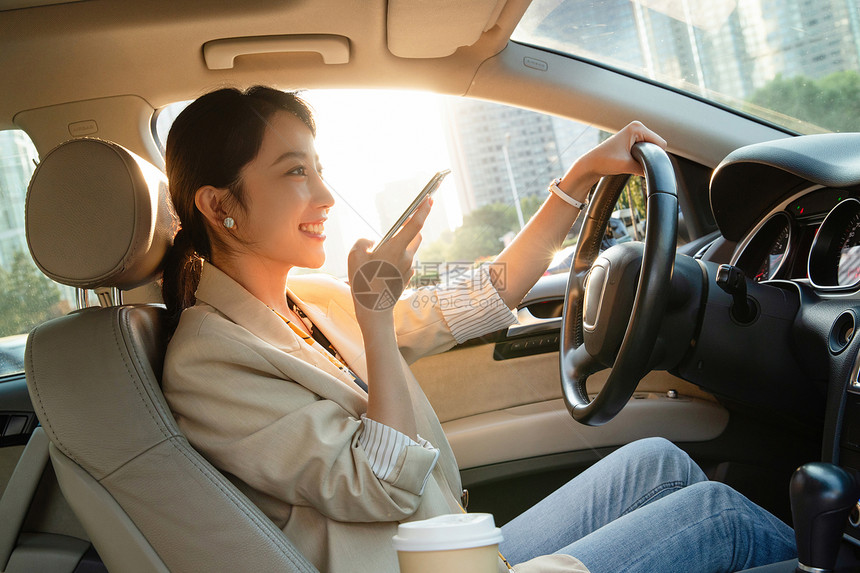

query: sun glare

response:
[301,90,459,277]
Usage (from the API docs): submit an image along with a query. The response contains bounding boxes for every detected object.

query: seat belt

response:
[0,427,50,570]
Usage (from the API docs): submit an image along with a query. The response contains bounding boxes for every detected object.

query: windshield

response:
[513,0,860,134]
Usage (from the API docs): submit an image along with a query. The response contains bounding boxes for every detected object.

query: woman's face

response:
[232,110,334,271]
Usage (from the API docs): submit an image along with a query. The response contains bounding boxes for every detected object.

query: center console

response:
[838,373,860,546]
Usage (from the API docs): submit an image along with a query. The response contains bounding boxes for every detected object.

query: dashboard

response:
[707,133,860,548]
[732,186,860,289]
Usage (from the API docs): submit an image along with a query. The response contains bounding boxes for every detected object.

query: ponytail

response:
[162,227,204,335]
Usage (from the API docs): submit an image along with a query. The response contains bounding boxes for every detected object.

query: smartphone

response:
[370,169,450,253]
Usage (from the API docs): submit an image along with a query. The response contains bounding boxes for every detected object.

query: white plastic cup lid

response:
[392,513,504,552]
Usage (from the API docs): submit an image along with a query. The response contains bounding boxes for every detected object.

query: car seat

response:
[23,138,319,573]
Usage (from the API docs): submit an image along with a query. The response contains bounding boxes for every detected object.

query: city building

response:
[0,131,36,268]
[442,97,601,216]
[521,0,860,102]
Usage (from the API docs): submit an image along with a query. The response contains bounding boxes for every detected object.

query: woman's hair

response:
[161,86,316,332]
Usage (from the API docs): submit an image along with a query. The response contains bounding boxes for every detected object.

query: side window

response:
[417,98,609,281]
[416,100,658,282]
[155,92,681,286]
[0,131,72,379]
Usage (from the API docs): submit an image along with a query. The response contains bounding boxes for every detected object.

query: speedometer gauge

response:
[836,211,860,286]
[809,198,860,290]
[754,222,790,281]
[733,212,793,282]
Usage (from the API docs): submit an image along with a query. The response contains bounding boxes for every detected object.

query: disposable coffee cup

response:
[392,513,504,573]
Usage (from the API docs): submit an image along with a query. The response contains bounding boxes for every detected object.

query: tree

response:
[750,71,860,132]
[0,251,65,337]
[616,176,646,218]
[419,195,547,265]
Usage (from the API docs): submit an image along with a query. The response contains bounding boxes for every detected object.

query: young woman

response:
[160,86,796,573]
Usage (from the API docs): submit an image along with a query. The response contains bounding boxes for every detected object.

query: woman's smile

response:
[299,219,327,239]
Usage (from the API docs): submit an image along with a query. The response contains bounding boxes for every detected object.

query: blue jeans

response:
[499,437,797,572]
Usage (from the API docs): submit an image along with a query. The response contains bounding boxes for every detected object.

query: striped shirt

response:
[436,265,517,344]
[355,265,517,486]
[357,415,440,494]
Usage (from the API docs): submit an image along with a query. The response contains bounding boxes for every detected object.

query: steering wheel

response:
[560,142,678,426]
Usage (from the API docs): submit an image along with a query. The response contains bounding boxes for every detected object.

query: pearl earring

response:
[223,217,235,229]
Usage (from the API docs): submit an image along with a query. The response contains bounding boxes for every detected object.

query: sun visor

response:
[387,0,507,58]
[710,133,860,241]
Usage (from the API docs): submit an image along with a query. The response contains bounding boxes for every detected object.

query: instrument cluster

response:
[733,187,860,290]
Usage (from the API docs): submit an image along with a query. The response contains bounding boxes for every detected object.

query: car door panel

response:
[444,394,727,468]
[410,273,728,473]
[413,343,727,468]
[1,375,37,499]
[1,375,37,448]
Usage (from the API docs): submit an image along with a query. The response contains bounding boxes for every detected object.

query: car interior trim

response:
[730,187,823,261]
[846,340,860,396]
[444,395,729,470]
[507,306,561,338]
[459,446,617,489]
[4,531,90,573]
[14,96,164,170]
[412,336,720,425]
[386,0,512,58]
[0,0,85,10]
[203,35,351,70]
[467,42,791,168]
[0,427,49,570]
[711,134,860,241]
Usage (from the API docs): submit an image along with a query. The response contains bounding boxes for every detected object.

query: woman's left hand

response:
[491,122,667,309]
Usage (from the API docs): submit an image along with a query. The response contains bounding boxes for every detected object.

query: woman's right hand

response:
[349,197,432,439]
[347,197,432,331]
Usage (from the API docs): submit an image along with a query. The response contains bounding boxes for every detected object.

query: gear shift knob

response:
[790,462,859,572]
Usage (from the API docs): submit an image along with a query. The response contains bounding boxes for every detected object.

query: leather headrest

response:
[26,138,176,291]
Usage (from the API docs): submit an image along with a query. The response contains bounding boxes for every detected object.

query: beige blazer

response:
[162,263,588,573]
